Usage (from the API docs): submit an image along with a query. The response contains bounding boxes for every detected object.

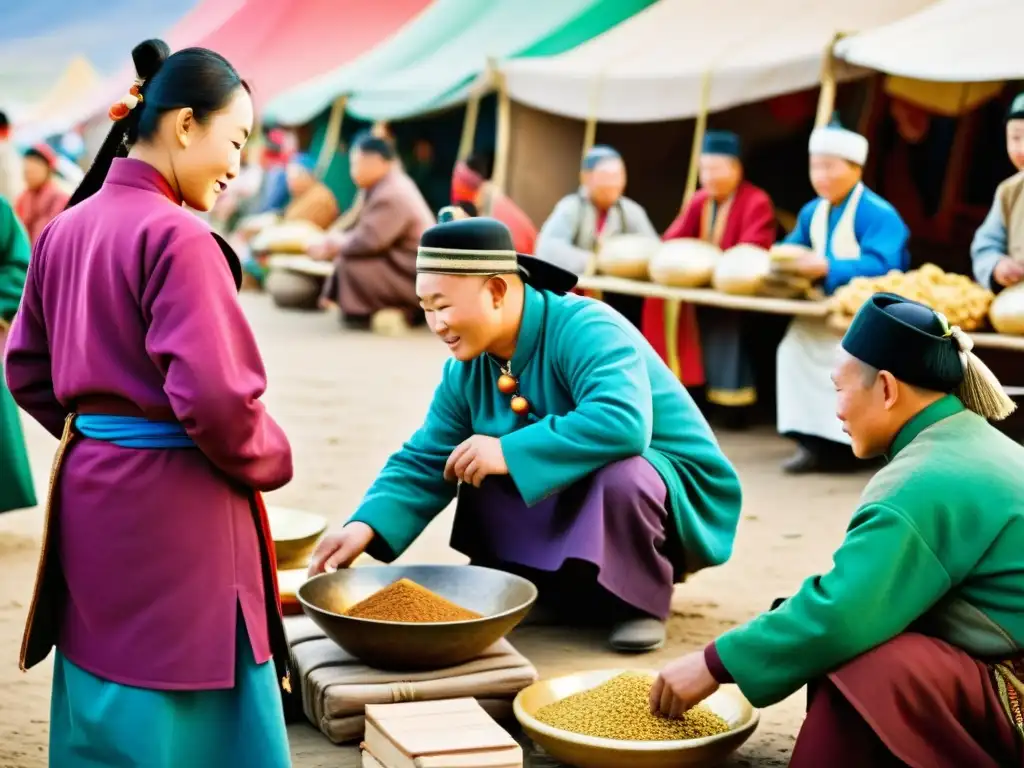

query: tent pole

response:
[580,71,605,163]
[665,69,713,382]
[815,32,847,128]
[458,66,489,162]
[492,68,512,194]
[582,116,598,159]
[315,95,347,178]
[682,69,713,210]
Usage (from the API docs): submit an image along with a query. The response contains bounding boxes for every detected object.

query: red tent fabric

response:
[191,0,432,109]
[18,0,427,140]
[164,0,247,49]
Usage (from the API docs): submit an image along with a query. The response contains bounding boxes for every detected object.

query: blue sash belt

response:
[74,414,197,449]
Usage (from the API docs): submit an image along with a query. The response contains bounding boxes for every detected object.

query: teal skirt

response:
[0,359,37,514]
[50,618,291,767]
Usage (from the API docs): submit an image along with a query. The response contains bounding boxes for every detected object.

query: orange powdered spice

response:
[344,578,482,622]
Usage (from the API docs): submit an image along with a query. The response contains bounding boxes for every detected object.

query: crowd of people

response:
[0,34,1022,768]
[209,90,1024,480]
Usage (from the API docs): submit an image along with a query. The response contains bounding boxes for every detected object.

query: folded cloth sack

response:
[284,616,539,744]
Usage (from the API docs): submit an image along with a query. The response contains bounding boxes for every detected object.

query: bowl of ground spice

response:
[298,564,538,670]
[514,670,758,768]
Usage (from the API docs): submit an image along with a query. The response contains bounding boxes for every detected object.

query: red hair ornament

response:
[109,78,145,122]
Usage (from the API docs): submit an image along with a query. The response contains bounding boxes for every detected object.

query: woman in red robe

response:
[15,143,69,246]
[642,131,777,423]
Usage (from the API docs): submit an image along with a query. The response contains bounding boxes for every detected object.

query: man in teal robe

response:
[309,215,743,652]
[652,293,1022,767]
[0,194,37,514]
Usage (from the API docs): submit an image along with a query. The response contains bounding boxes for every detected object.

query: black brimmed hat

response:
[417,216,578,295]
[841,292,964,391]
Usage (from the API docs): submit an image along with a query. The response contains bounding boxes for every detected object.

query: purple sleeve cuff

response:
[704,641,734,684]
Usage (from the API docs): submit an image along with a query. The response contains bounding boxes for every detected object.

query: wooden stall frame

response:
[314,95,348,178]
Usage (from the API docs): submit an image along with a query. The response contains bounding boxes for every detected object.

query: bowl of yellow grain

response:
[298,564,538,670]
[514,669,759,768]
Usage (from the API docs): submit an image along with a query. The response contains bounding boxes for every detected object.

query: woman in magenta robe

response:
[642,132,777,423]
[3,40,293,767]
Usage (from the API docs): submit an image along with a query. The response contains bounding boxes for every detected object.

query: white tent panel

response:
[835,0,1024,82]
[499,0,934,123]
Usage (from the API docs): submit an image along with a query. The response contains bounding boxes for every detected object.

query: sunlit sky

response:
[0,0,196,111]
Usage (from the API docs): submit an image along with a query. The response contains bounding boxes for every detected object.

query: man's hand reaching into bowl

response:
[307,522,375,576]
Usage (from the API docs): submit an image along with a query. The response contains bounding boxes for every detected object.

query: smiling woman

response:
[68,39,251,212]
[3,38,293,768]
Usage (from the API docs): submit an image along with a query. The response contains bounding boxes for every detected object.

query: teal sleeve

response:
[714,503,951,707]
[348,365,473,559]
[0,198,30,321]
[500,310,653,505]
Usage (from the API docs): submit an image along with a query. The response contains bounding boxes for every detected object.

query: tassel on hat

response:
[946,325,1017,421]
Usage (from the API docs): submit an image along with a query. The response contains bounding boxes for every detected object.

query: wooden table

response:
[266,262,1024,355]
[575,275,1024,353]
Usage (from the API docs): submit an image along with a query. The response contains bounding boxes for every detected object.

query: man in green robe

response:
[309,214,742,652]
[652,293,1022,766]
[0,194,37,513]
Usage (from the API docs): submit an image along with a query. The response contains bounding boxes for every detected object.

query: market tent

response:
[263,0,495,126]
[500,0,935,124]
[0,0,197,111]
[20,57,99,125]
[343,0,658,122]
[835,0,1024,82]
[10,0,243,142]
[190,0,431,110]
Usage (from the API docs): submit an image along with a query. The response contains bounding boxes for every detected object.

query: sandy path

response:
[0,293,870,767]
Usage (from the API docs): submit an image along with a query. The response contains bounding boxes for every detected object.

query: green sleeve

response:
[500,307,653,505]
[715,503,951,707]
[0,197,30,322]
[348,363,473,560]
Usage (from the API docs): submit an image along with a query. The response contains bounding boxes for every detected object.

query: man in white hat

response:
[773,115,911,473]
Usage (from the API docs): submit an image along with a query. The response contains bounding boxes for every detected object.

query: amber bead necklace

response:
[493,359,530,415]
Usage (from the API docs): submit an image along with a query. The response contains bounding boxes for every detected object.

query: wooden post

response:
[580,72,606,163]
[815,32,849,128]
[681,69,714,210]
[492,68,512,194]
[458,67,488,162]
[663,70,715,380]
[315,95,347,178]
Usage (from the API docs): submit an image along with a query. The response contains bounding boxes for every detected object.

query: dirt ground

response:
[0,293,873,767]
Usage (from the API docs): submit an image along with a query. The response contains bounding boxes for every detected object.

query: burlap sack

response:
[285,616,537,744]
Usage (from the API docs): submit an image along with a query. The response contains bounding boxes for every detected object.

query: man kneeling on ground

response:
[652,293,1022,767]
[309,215,743,653]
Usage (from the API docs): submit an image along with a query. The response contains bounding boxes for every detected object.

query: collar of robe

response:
[505,284,545,375]
[105,158,182,205]
[887,394,965,460]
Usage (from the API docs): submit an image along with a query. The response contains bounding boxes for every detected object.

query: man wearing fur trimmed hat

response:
[773,116,911,474]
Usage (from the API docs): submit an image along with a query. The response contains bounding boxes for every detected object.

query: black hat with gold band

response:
[417,212,578,295]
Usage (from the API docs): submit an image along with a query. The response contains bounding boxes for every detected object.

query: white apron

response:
[776,183,866,444]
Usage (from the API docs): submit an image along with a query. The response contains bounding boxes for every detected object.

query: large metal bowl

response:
[298,565,537,670]
[267,506,327,569]
[514,669,759,768]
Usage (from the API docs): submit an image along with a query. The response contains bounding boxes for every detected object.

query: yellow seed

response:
[535,672,730,741]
